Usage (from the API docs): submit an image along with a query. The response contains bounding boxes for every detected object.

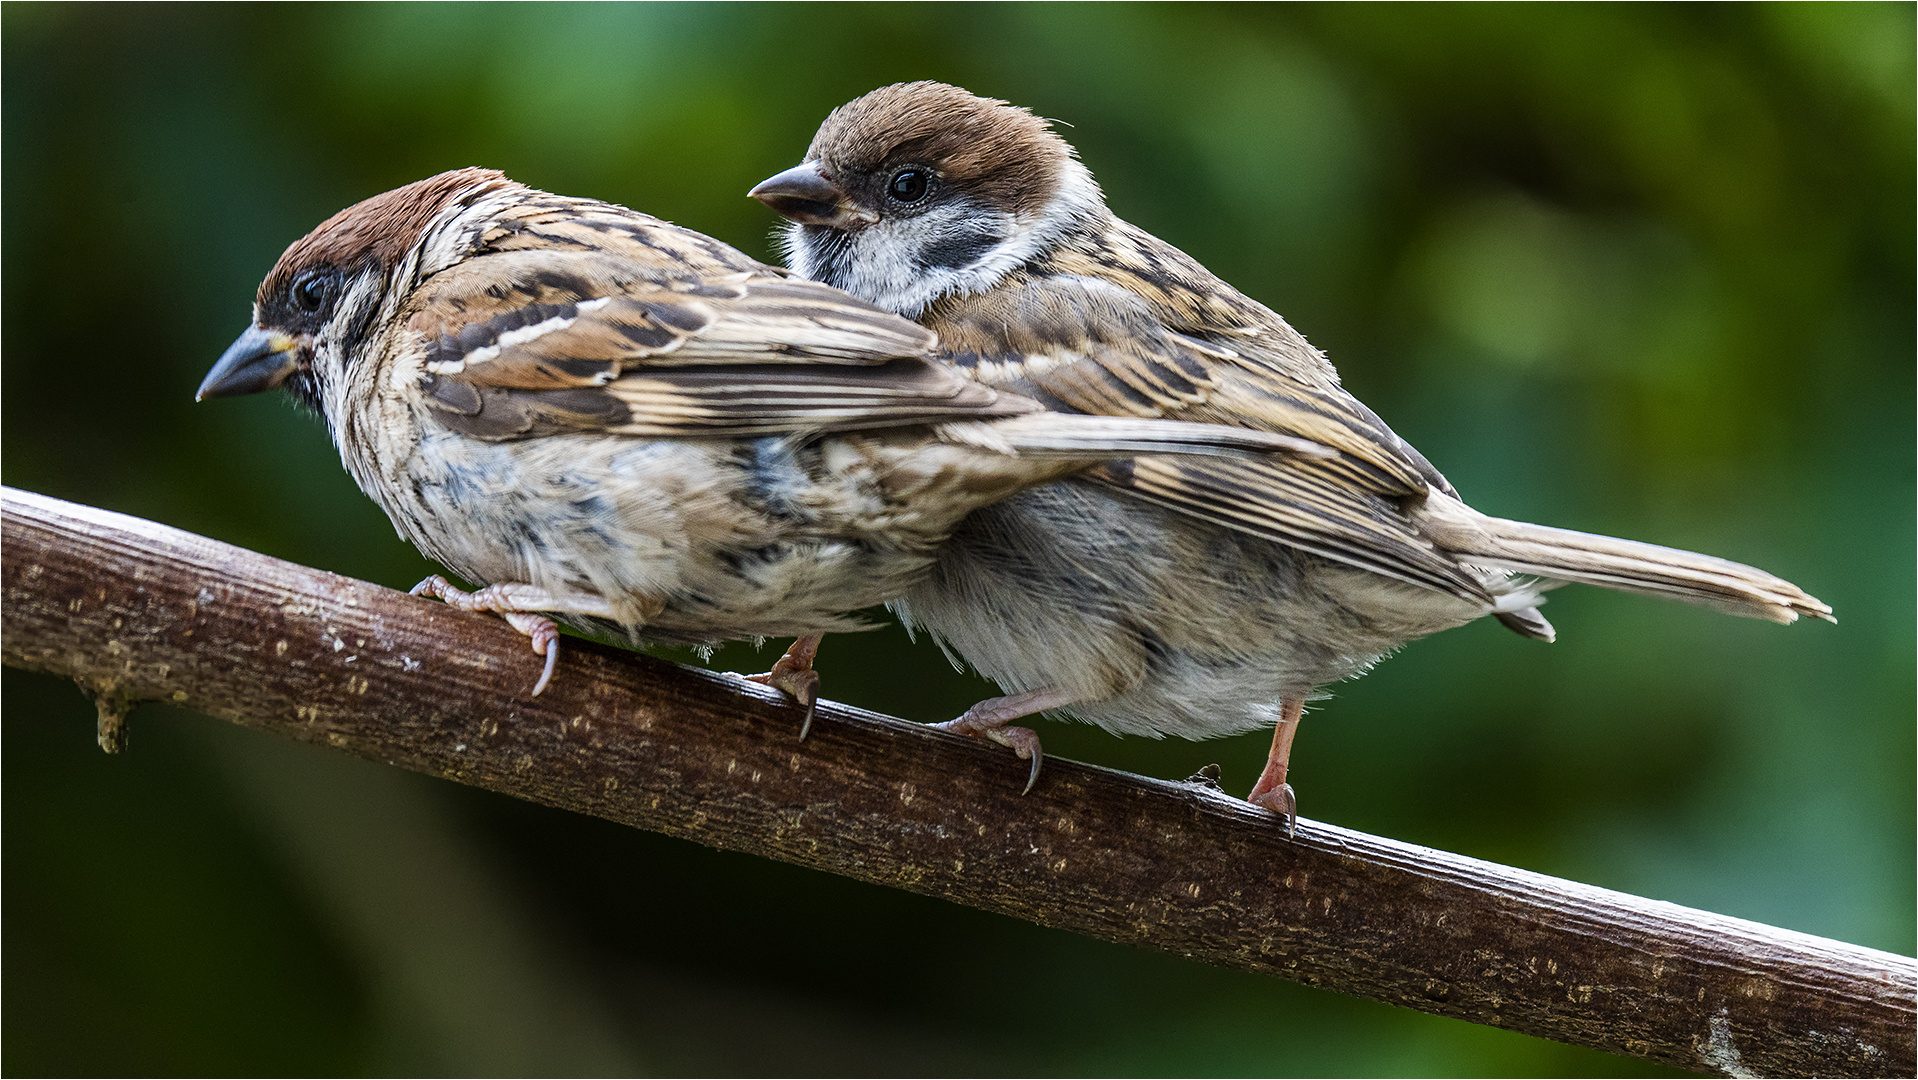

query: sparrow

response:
[196,167,1322,729]
[751,81,1833,828]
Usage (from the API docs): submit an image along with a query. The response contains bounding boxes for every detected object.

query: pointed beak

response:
[197,325,304,400]
[749,161,877,228]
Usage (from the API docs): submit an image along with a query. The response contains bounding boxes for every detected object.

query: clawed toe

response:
[747,665,821,739]
[738,634,825,739]
[1248,782,1297,837]
[989,726,1045,795]
[526,620,560,697]
[934,716,1046,794]
[410,575,564,697]
[929,687,1082,795]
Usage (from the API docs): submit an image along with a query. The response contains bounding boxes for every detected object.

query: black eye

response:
[888,168,932,204]
[292,271,331,313]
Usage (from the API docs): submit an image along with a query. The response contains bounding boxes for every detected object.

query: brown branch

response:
[2,484,1910,1077]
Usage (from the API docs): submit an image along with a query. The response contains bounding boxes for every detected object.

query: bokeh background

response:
[4,3,1911,1075]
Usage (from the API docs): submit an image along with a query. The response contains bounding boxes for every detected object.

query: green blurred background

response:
[4,3,1911,1075]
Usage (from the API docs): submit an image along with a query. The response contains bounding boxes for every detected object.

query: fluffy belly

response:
[370,430,941,646]
[894,479,1491,739]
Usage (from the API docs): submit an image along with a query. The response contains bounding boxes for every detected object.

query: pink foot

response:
[1247,697,1305,837]
[932,686,1083,795]
[411,576,562,696]
[742,634,824,739]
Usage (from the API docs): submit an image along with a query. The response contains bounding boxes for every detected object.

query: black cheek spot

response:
[915,225,1003,272]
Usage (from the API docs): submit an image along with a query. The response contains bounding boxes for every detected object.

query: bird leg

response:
[934,686,1083,795]
[742,633,825,740]
[410,576,579,697]
[1246,697,1305,836]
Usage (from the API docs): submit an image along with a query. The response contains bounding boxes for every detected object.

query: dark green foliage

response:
[4,4,1909,1074]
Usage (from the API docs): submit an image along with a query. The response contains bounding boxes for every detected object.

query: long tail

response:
[1455,515,1833,625]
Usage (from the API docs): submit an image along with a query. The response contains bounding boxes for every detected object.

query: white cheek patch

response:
[786,158,1108,318]
[818,202,1016,319]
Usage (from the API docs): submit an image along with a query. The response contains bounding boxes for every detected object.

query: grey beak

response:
[749,161,877,227]
[197,325,303,400]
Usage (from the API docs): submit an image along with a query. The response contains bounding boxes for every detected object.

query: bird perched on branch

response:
[752,81,1832,828]
[197,168,1326,722]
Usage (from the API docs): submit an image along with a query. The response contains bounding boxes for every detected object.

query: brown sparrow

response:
[752,82,1833,828]
[196,167,1326,725]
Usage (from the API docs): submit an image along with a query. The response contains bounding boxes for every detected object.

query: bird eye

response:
[292,272,331,313]
[888,168,932,204]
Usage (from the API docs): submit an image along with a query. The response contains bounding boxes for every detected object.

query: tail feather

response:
[1460,516,1833,625]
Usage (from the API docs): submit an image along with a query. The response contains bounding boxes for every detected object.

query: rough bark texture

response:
[3,485,1911,1078]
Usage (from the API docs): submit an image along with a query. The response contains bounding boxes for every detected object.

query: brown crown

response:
[808,82,1076,217]
[258,167,521,304]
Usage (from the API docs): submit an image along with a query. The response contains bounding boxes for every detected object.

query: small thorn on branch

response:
[78,678,138,754]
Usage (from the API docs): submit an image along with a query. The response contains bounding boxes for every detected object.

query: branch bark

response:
[3,485,1910,1078]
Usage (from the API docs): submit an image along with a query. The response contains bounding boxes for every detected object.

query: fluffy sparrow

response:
[752,82,1832,827]
[197,167,1325,725]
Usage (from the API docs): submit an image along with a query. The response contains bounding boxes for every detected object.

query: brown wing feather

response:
[921,241,1492,599]
[401,203,1039,441]
[1095,456,1493,602]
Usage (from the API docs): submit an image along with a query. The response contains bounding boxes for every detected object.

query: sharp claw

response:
[790,670,821,741]
[1249,782,1298,836]
[531,633,558,697]
[1022,746,1043,796]
[407,576,565,697]
[786,670,820,741]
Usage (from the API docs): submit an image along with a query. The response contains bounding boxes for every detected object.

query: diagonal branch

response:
[2,485,1910,1077]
